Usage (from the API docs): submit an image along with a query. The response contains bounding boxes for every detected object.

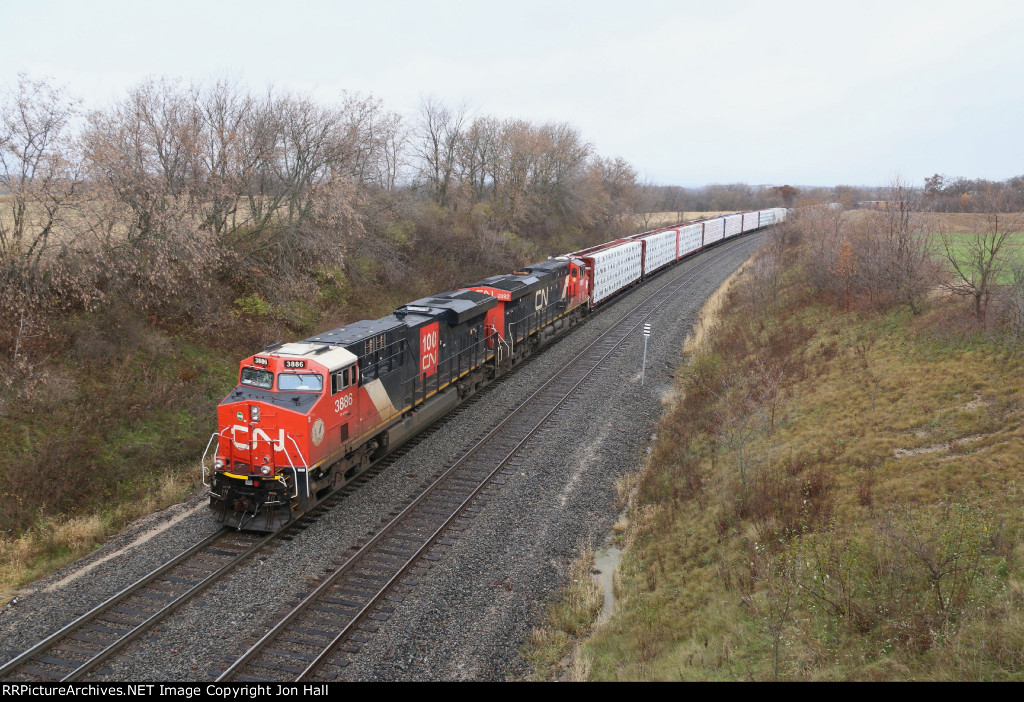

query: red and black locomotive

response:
[205,256,591,530]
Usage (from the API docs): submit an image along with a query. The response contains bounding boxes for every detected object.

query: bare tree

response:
[635,179,663,230]
[793,203,847,295]
[745,234,784,315]
[411,97,467,207]
[0,75,82,309]
[528,121,591,220]
[375,110,408,191]
[82,77,202,245]
[190,77,254,237]
[456,115,499,202]
[1006,265,1024,341]
[584,156,640,232]
[490,119,540,231]
[940,192,1022,322]
[870,177,937,314]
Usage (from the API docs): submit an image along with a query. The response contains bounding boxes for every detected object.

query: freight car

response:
[202,209,786,530]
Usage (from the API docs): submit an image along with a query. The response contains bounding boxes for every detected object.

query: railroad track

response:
[0,339,524,683]
[216,234,763,682]
[0,528,275,682]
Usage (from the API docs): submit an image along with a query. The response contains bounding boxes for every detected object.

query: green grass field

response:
[936,231,1024,285]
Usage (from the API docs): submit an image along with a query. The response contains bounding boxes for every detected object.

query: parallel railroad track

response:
[0,528,270,682]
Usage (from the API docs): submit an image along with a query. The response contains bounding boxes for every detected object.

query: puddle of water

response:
[591,543,622,625]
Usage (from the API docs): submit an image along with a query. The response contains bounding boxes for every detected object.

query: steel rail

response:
[0,528,229,680]
[59,531,278,681]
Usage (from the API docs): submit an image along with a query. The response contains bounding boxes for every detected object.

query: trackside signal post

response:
[641,322,651,385]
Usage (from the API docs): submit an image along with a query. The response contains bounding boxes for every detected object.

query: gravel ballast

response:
[0,236,759,681]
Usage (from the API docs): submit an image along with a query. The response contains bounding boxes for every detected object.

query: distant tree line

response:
[923,173,1024,213]
[786,178,1024,335]
[0,75,651,344]
[637,183,897,216]
[641,175,1024,217]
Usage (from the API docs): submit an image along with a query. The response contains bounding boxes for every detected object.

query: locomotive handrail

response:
[200,428,230,487]
[495,332,509,364]
[285,435,310,498]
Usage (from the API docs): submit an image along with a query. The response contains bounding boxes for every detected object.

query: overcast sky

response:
[3,0,1021,187]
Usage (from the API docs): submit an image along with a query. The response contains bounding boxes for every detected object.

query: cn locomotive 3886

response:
[202,209,787,531]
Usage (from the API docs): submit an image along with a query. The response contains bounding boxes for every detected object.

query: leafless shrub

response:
[794,179,941,314]
[743,230,785,315]
[1004,265,1024,342]
[862,179,940,314]
[0,74,83,316]
[939,194,1023,324]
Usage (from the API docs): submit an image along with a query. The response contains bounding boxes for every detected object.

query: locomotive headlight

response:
[250,405,260,422]
[260,466,272,476]
[214,459,225,470]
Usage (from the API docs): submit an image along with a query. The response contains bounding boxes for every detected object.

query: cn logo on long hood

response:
[534,288,549,312]
[420,322,439,378]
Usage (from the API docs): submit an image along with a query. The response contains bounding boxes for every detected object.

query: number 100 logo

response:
[420,322,439,378]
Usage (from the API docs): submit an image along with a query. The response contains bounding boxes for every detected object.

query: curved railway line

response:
[0,232,762,682]
[215,234,762,682]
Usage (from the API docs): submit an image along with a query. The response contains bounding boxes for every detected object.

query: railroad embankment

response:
[540,217,1024,681]
[0,221,603,604]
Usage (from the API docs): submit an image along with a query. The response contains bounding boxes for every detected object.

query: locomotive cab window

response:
[240,367,273,389]
[277,373,323,392]
[332,365,357,394]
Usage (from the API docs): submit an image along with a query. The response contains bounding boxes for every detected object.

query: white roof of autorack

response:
[272,342,357,370]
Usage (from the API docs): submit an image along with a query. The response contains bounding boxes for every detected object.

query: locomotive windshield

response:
[241,367,273,389]
[277,373,324,392]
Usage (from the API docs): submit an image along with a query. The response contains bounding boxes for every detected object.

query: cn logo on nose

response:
[420,322,439,378]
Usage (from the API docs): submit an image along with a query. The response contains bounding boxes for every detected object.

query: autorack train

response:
[202,208,787,531]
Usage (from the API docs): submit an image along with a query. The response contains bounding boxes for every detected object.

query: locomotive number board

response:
[283,360,306,369]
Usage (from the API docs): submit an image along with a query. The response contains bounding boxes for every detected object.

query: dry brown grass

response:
[683,258,751,357]
[574,238,1024,680]
[0,469,189,603]
[927,212,1024,233]
[523,545,604,680]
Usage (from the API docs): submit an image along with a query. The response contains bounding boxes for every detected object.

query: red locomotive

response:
[203,209,786,530]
